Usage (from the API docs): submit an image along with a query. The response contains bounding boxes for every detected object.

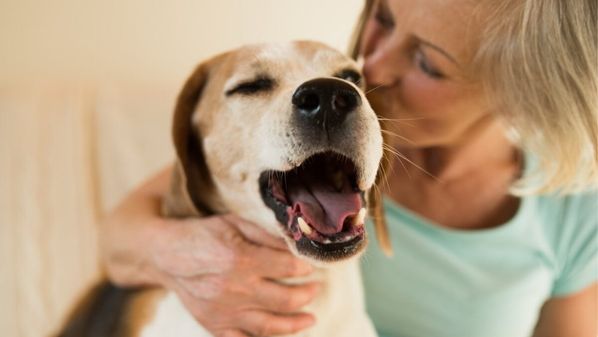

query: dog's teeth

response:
[323,239,331,244]
[297,217,312,235]
[353,207,366,227]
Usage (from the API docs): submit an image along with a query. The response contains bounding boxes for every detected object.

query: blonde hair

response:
[350,0,598,195]
[474,0,597,194]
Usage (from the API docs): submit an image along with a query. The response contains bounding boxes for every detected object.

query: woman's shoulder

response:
[529,189,597,296]
[532,188,597,226]
[527,188,597,246]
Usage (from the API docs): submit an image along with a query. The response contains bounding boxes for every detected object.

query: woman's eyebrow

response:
[419,38,460,66]
[378,0,391,14]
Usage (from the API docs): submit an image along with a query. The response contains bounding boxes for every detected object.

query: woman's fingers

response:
[244,244,313,278]
[238,310,316,337]
[221,214,288,250]
[216,330,250,337]
[254,281,320,313]
[175,281,317,337]
[153,213,319,337]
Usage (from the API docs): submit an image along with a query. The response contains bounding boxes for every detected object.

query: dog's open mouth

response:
[259,151,366,260]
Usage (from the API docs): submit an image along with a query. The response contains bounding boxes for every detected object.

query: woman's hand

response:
[101,166,319,337]
[151,215,320,337]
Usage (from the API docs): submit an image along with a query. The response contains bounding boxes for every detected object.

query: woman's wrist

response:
[101,196,173,287]
[100,165,175,288]
[101,214,166,287]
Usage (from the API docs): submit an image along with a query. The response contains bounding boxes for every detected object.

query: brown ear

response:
[368,171,393,257]
[368,105,394,257]
[163,62,218,217]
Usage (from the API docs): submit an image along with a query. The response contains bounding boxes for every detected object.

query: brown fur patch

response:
[125,289,167,337]
[55,282,140,337]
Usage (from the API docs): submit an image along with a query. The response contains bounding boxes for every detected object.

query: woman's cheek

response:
[399,73,455,117]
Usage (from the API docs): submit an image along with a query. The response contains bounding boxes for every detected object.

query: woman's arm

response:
[100,165,320,337]
[532,283,597,337]
[100,165,173,286]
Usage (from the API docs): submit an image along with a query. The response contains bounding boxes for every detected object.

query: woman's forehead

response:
[383,0,483,64]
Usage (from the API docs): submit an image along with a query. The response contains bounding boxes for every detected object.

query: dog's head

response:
[164,41,383,264]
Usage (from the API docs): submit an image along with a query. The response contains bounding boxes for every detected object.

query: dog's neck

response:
[162,163,227,218]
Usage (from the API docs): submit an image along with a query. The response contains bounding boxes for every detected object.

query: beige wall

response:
[0,1,363,336]
[1,0,362,84]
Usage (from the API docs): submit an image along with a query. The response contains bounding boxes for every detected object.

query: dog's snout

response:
[292,78,361,130]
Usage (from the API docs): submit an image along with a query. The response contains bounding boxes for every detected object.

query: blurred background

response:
[0,1,362,336]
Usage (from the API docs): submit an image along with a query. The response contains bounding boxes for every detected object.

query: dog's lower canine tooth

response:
[354,207,366,227]
[298,217,312,235]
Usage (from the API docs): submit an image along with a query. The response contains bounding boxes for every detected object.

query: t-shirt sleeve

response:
[551,192,598,297]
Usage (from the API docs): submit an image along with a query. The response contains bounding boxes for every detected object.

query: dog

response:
[58,40,386,337]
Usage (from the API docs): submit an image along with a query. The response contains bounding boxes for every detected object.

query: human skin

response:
[360,0,523,231]
[101,0,597,336]
[359,1,596,336]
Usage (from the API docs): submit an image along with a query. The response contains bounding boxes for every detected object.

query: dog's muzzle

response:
[259,77,375,262]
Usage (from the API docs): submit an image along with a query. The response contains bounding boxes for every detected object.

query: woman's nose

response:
[362,37,407,87]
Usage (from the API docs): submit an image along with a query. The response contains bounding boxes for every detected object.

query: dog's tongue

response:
[286,172,362,235]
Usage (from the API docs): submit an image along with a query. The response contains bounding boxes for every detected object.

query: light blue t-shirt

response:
[361,190,597,337]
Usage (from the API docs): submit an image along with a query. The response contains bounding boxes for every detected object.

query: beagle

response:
[58,40,386,337]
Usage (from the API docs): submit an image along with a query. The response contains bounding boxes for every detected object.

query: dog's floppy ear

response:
[367,98,394,257]
[163,62,218,217]
[368,168,393,257]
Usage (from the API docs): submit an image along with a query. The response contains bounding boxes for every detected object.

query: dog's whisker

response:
[377,117,426,122]
[380,129,416,145]
[382,144,439,181]
[377,155,393,193]
[378,120,419,128]
[380,119,418,128]
[359,252,371,266]
[280,171,289,194]
[365,84,384,95]
[388,148,411,180]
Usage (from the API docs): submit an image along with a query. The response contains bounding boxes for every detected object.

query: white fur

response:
[140,292,209,337]
[141,262,376,337]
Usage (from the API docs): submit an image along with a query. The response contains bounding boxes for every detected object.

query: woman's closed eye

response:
[374,0,395,29]
[414,49,445,79]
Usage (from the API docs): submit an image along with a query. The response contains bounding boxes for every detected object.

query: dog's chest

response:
[140,292,209,337]
[139,262,376,337]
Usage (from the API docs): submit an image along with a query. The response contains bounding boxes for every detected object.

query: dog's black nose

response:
[292,78,361,130]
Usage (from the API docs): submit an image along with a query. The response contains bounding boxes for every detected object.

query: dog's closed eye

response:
[334,69,362,85]
[226,77,275,96]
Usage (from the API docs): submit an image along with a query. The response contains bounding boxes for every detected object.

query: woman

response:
[101,0,597,336]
